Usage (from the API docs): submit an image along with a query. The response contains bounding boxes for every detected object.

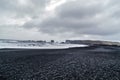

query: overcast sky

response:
[0,0,120,41]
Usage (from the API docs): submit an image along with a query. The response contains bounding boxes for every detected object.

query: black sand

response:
[0,46,120,80]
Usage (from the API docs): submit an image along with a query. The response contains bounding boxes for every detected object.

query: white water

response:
[0,42,88,49]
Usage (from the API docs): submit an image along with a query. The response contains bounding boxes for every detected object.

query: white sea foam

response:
[0,42,88,49]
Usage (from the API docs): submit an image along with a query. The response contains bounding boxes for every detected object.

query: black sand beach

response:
[0,46,120,80]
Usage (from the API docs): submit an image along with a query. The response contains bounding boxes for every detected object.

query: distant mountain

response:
[65,40,120,46]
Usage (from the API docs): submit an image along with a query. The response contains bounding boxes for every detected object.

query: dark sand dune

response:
[0,46,120,80]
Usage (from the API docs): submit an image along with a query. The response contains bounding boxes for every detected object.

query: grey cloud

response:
[34,0,120,36]
[39,16,99,34]
[56,1,103,19]
[0,0,49,18]
[1,0,120,40]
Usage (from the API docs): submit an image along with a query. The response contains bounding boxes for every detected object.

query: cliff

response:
[65,40,120,46]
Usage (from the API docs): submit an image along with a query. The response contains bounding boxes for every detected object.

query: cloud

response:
[0,0,49,18]
[1,0,120,41]
[56,1,103,19]
[36,0,120,36]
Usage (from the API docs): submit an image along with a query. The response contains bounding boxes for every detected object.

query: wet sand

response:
[0,46,120,80]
